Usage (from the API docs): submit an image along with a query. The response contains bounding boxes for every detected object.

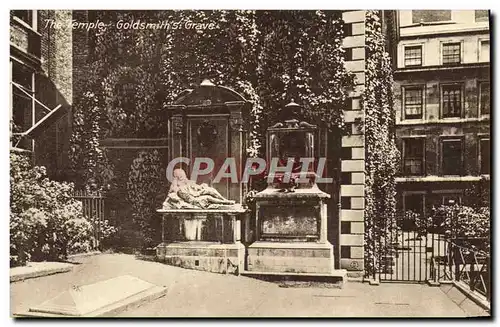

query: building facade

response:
[10,10,73,180]
[391,10,490,224]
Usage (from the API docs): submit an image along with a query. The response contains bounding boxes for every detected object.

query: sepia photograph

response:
[8,8,491,318]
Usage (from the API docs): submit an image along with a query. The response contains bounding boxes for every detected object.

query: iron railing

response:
[436,238,490,302]
[73,190,106,250]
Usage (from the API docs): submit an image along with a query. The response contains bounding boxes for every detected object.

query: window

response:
[479,82,490,115]
[480,138,490,174]
[475,10,489,22]
[403,138,425,176]
[11,61,34,149]
[12,10,36,29]
[404,194,424,214]
[442,43,461,65]
[403,193,425,231]
[479,40,490,62]
[12,62,34,130]
[412,10,451,24]
[404,45,422,67]
[403,87,424,119]
[441,84,462,118]
[12,10,31,23]
[442,139,462,175]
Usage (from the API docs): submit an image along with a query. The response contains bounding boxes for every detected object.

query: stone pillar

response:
[169,108,185,166]
[340,10,366,276]
[228,101,246,204]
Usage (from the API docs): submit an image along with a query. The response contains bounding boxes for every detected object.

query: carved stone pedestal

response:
[247,241,334,274]
[246,187,335,274]
[156,208,248,274]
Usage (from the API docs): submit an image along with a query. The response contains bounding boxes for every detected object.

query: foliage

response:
[428,205,490,252]
[10,151,96,266]
[254,11,354,133]
[69,85,110,192]
[126,150,164,247]
[64,217,95,254]
[70,10,352,164]
[464,177,491,209]
[68,10,354,249]
[363,10,400,277]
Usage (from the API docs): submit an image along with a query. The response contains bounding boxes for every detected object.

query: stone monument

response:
[246,101,336,275]
[156,80,250,274]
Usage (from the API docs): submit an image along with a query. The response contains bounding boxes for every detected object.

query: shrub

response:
[399,210,427,237]
[428,205,490,253]
[10,151,97,266]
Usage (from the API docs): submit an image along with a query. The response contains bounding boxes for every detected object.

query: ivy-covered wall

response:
[363,10,400,277]
[69,10,354,249]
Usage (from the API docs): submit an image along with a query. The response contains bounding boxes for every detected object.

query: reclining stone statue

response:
[162,168,237,210]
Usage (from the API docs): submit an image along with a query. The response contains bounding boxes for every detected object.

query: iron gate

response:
[73,190,106,250]
[377,211,448,283]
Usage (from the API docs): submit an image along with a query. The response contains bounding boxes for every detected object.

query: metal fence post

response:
[470,258,475,291]
[454,246,460,281]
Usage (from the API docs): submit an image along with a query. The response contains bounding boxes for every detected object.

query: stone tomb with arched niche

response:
[156,80,251,274]
[244,101,343,278]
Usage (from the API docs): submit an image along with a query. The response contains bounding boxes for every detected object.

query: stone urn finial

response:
[281,99,302,127]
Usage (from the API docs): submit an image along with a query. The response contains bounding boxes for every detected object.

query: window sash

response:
[479,40,490,62]
[404,88,423,119]
[442,85,462,118]
[403,139,424,175]
[480,82,490,115]
[480,139,490,174]
[442,43,461,64]
[475,10,489,22]
[13,10,32,25]
[412,10,451,24]
[442,140,462,175]
[404,46,422,66]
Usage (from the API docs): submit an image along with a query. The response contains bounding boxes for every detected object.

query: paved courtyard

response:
[11,253,469,317]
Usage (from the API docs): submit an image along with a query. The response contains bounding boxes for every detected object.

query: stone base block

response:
[156,241,245,275]
[340,258,364,272]
[246,241,334,274]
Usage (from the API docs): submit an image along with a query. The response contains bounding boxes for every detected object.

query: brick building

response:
[389,10,490,222]
[10,10,73,179]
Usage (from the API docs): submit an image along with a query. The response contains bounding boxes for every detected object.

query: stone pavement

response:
[10,253,469,317]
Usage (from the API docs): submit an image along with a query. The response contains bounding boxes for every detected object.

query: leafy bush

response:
[89,216,117,250]
[399,210,427,236]
[428,205,490,252]
[10,151,97,266]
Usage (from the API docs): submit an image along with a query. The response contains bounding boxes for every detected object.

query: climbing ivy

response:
[363,10,400,277]
[69,72,110,192]
[126,150,164,247]
[69,10,353,248]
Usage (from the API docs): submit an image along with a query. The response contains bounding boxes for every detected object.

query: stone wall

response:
[339,10,366,275]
